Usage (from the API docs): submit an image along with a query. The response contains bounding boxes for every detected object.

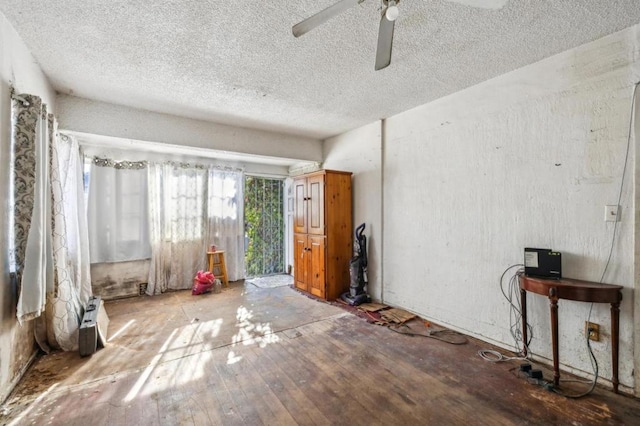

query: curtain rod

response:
[163,161,243,172]
[89,155,243,173]
[92,157,147,170]
[10,86,31,107]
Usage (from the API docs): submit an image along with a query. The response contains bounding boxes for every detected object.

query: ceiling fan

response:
[292,0,509,71]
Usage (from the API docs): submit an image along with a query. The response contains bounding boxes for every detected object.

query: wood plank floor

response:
[2,281,640,425]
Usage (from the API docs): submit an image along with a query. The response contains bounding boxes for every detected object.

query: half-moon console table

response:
[518,275,623,393]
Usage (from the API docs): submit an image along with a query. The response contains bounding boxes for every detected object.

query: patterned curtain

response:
[12,93,52,325]
[11,92,92,351]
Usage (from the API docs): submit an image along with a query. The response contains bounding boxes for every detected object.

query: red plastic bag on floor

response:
[192,270,215,295]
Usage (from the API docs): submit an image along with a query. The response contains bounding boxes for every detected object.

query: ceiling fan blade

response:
[443,0,509,10]
[292,0,365,38]
[374,13,395,71]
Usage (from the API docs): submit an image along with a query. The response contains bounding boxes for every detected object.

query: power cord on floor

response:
[477,349,525,362]
[508,328,599,397]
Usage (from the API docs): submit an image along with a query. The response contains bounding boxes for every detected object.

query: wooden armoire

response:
[293,170,352,300]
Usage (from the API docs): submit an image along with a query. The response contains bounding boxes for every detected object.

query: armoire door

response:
[293,178,307,234]
[293,233,308,291]
[307,174,325,235]
[307,235,326,298]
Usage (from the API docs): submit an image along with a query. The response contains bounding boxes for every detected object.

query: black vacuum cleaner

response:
[341,223,371,306]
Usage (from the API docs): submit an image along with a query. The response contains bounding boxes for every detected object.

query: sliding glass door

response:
[244,176,285,277]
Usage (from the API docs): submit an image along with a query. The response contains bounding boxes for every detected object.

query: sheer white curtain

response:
[57,135,92,305]
[147,163,244,294]
[205,168,245,281]
[87,159,150,263]
[147,163,208,294]
[45,132,92,351]
[147,163,170,294]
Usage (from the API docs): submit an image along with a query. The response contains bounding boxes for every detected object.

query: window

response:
[86,159,151,263]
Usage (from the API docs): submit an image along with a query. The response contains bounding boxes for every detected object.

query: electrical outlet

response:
[585,322,600,341]
[605,205,620,222]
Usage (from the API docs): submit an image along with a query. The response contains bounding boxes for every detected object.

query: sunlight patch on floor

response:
[226,305,279,364]
[108,319,135,342]
[124,328,177,402]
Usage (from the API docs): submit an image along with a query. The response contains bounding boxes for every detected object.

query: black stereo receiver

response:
[524,248,562,279]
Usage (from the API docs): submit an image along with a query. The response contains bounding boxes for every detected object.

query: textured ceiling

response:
[1,1,639,139]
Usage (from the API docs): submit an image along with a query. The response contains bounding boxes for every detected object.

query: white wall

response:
[634,76,640,395]
[57,95,323,163]
[323,24,640,393]
[379,25,639,392]
[0,12,56,402]
[323,121,383,301]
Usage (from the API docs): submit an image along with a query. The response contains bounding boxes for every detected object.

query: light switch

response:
[605,205,620,222]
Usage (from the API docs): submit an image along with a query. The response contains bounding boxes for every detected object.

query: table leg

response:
[611,300,621,393]
[520,288,528,357]
[549,293,560,387]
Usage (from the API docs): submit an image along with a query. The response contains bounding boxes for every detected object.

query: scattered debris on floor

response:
[335,299,468,345]
[291,285,466,345]
[380,307,416,324]
[357,302,386,312]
